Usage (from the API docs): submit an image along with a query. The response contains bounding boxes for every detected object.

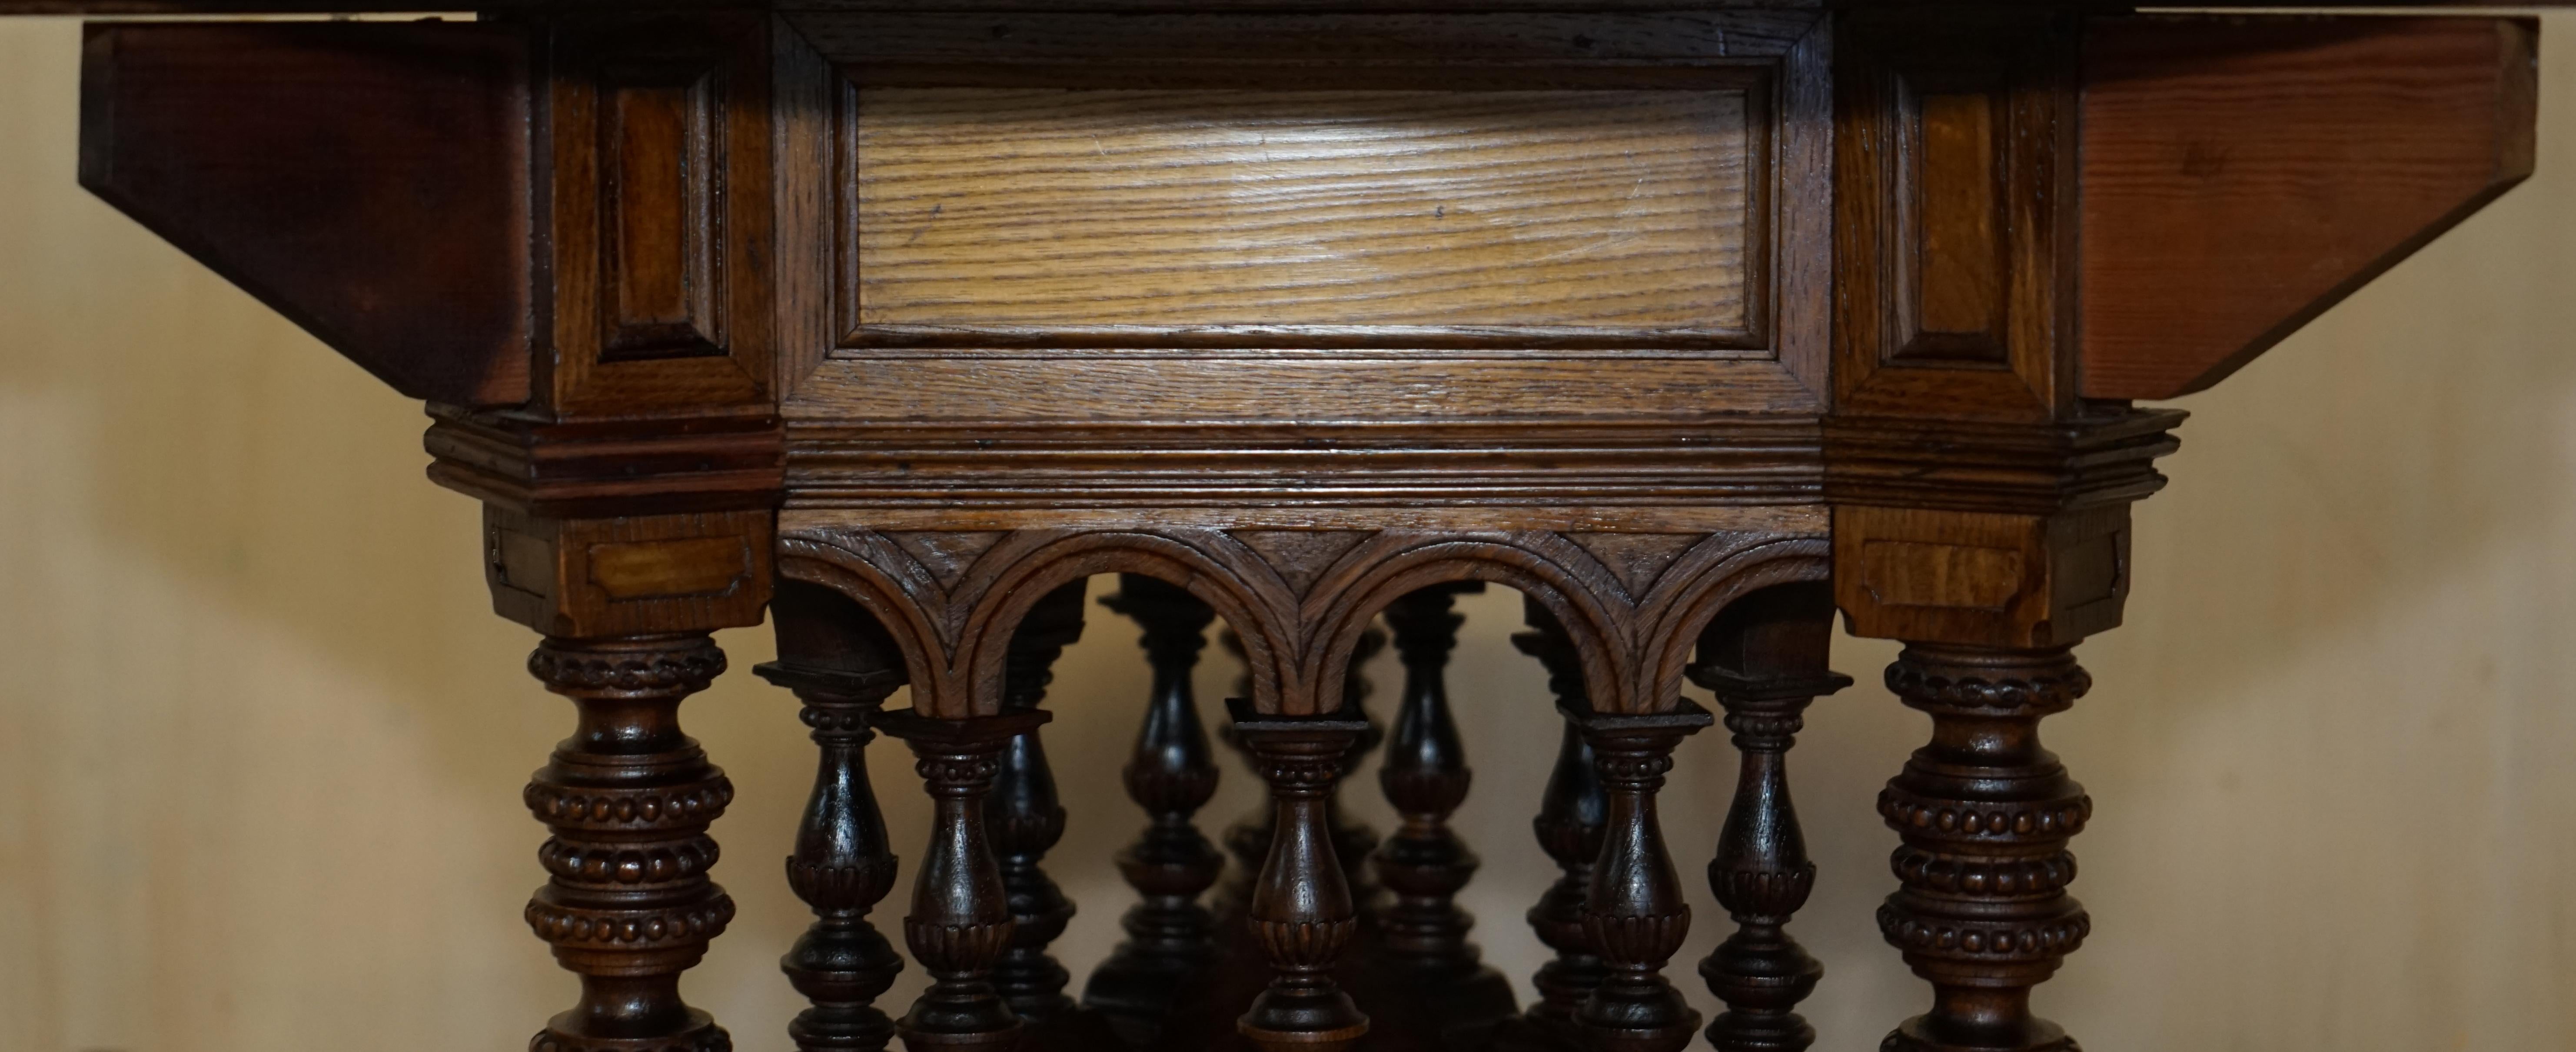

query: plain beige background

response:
[4,14,2574,1051]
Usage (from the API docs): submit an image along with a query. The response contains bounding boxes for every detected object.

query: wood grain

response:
[2079,15,2539,400]
[853,87,1754,345]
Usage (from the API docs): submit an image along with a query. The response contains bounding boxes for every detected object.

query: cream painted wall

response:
[4,15,2573,1051]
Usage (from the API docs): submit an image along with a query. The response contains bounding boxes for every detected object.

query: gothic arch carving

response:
[774,525,1831,718]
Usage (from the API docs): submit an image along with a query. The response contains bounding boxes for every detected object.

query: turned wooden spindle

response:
[1083,575,1225,1045]
[1876,646,2092,1052]
[1375,584,1520,1043]
[1511,603,1612,1041]
[1228,697,1375,1052]
[522,634,738,1052]
[987,580,1088,1021]
[1567,699,1712,1052]
[1689,586,1851,1052]
[757,660,907,1052]
[880,709,1054,1052]
[1220,626,1386,900]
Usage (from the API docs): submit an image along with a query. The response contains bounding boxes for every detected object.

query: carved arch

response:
[776,525,1831,719]
[1301,532,1635,716]
[1632,537,1833,709]
[777,526,1301,718]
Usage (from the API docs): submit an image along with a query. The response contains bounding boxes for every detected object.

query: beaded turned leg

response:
[523,635,737,1052]
[879,710,1053,1052]
[1376,585,1519,1044]
[987,581,1088,1021]
[1689,586,1851,1052]
[1878,646,2093,1052]
[1229,698,1373,1052]
[756,660,906,1052]
[1510,603,1611,1044]
[1566,701,1713,1052]
[1083,576,1225,1046]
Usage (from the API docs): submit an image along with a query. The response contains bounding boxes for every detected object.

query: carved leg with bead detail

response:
[1877,646,2093,1052]
[523,634,739,1052]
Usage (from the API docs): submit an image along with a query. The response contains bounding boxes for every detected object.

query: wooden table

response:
[9,3,2556,1051]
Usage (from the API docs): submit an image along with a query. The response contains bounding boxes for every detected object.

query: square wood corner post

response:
[1830,10,2166,1051]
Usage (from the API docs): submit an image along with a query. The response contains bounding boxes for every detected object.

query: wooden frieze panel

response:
[851,84,1759,349]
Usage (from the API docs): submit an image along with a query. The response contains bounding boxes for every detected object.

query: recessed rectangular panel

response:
[852,87,1754,347]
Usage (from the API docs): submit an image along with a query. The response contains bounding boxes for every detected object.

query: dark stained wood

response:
[33,7,2563,1051]
[987,581,1089,1021]
[1509,601,1611,1048]
[1374,584,1521,1048]
[522,633,738,1052]
[542,13,776,416]
[1688,583,1850,1052]
[760,581,910,1052]
[2078,15,2540,400]
[878,708,1053,1052]
[1832,10,2079,423]
[1567,700,1712,1052]
[1228,699,1375,1052]
[78,20,532,406]
[1875,645,2093,1052]
[1085,576,1227,1048]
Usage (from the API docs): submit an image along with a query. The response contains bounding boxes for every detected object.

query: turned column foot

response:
[1877,645,2093,1052]
[522,635,738,1052]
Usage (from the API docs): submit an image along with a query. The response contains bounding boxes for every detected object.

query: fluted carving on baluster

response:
[1567,699,1712,1052]
[755,660,906,1052]
[1511,603,1611,1042]
[880,709,1053,1052]
[1878,645,2093,1052]
[1229,697,1373,1052]
[1689,648,1850,1052]
[987,581,1087,1021]
[1084,575,1225,1046]
[522,634,737,1052]
[1221,626,1385,901]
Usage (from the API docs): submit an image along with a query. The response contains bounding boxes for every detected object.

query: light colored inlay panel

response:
[854,88,1753,343]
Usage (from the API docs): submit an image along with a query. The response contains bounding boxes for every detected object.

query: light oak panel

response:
[853,87,1754,346]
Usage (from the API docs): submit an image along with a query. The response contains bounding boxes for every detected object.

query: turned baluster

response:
[522,634,737,1052]
[1567,699,1712,1052]
[1228,697,1374,1052]
[880,709,1052,1052]
[1511,603,1611,1041]
[987,580,1087,1021]
[1689,585,1851,1052]
[1083,575,1226,1046]
[1376,584,1519,1044]
[1878,646,2092,1052]
[757,659,907,1052]
[1220,626,1386,899]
